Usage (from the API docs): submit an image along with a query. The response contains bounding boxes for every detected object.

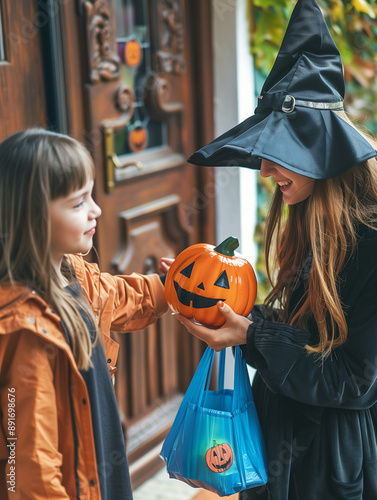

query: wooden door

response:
[74,0,215,486]
[0,0,47,139]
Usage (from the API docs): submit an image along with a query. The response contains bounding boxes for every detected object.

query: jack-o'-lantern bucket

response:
[165,236,257,327]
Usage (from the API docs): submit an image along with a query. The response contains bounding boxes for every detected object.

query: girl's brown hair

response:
[0,128,99,370]
[264,112,377,358]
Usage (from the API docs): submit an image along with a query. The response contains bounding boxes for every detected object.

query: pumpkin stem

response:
[214,236,239,257]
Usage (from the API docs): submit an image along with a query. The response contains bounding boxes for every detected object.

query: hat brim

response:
[188,108,377,179]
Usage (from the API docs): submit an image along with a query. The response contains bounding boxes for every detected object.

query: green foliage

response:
[249,0,377,131]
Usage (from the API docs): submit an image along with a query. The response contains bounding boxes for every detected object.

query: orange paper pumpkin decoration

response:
[165,236,257,327]
[128,125,148,153]
[124,38,142,68]
[205,441,234,473]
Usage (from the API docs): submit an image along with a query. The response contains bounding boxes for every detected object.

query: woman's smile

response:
[276,179,293,190]
[260,159,315,204]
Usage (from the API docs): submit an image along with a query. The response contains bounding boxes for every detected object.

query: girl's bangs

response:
[49,138,95,199]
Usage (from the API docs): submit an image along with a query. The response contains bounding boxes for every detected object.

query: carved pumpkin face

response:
[165,237,257,327]
[205,441,233,473]
[129,125,148,153]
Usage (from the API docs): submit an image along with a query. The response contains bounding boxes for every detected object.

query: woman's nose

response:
[260,159,277,178]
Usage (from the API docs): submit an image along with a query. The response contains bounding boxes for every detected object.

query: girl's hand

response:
[159,257,175,275]
[174,301,251,352]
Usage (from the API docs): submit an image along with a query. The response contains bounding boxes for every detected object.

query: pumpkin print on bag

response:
[205,441,234,473]
[164,236,257,327]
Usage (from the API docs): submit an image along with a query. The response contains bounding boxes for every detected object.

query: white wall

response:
[211,0,257,385]
[211,0,257,264]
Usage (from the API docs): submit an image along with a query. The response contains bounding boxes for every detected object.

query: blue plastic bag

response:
[160,346,268,496]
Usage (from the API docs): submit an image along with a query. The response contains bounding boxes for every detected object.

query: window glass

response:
[114,0,167,156]
[0,5,5,61]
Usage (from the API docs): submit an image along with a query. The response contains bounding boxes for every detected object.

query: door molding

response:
[80,0,120,83]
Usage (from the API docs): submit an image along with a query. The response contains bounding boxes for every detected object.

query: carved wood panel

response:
[152,0,185,75]
[113,195,181,274]
[80,0,120,82]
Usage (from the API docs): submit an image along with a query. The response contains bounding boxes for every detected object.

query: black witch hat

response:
[188,0,376,179]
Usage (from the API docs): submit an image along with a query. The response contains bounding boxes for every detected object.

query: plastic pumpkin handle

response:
[214,236,239,257]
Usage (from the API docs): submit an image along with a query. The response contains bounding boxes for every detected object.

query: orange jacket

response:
[0,255,168,499]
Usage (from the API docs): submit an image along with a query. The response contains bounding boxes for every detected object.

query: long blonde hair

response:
[0,128,99,370]
[264,112,377,358]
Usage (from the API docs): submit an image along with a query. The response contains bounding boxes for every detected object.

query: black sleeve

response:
[241,235,377,410]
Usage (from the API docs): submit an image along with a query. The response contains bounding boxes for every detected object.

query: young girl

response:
[172,0,377,498]
[0,128,167,499]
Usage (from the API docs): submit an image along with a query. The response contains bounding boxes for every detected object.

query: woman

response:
[175,0,377,498]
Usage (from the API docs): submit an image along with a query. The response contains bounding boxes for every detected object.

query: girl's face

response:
[260,159,316,205]
[49,178,101,263]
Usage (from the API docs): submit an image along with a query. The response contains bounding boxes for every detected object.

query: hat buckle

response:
[282,95,296,113]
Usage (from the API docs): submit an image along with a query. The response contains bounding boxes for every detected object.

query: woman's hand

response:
[159,257,174,275]
[174,301,252,351]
